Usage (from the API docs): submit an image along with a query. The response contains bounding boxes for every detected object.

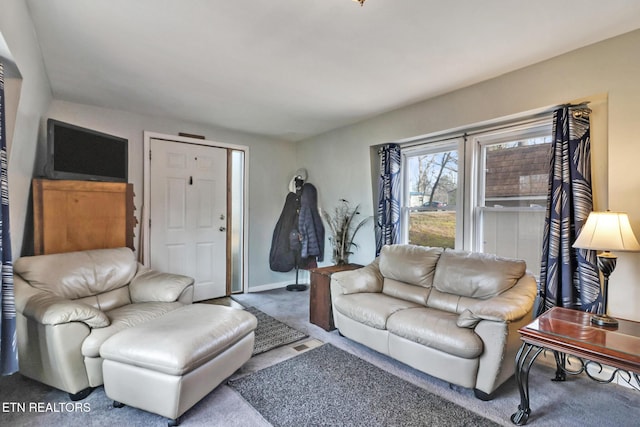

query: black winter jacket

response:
[298,183,324,261]
[269,192,299,272]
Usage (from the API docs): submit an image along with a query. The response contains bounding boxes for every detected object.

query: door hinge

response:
[149,150,152,160]
[149,218,151,229]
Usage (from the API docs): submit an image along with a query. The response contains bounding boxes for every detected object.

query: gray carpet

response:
[228,343,499,427]
[245,305,308,355]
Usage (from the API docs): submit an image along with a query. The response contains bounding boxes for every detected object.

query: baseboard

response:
[247,281,291,293]
[247,271,310,293]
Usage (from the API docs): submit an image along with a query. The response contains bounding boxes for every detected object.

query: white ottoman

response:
[100,304,257,425]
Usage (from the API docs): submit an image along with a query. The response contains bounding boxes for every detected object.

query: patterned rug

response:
[201,298,308,356]
[243,305,308,356]
[229,344,499,427]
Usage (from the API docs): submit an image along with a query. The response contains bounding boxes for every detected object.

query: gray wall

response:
[297,29,640,322]
[46,100,298,290]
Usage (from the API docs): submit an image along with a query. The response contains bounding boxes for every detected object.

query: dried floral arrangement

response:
[321,199,370,265]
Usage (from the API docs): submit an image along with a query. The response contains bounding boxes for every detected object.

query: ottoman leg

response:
[113,401,125,408]
[168,416,180,426]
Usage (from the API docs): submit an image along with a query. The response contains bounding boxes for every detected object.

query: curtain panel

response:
[0,62,18,375]
[375,143,401,256]
[538,105,601,315]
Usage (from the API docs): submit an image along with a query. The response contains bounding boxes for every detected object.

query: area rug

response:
[244,305,308,356]
[228,343,499,427]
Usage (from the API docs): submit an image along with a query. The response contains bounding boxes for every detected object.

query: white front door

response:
[149,138,228,301]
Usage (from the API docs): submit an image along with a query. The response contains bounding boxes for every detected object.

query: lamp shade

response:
[573,211,640,251]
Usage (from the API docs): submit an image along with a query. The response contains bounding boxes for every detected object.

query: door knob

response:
[219,226,227,232]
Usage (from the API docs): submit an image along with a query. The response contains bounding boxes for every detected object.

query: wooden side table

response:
[511,307,640,425]
[309,264,362,331]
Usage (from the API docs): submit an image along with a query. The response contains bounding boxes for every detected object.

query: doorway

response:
[142,132,248,299]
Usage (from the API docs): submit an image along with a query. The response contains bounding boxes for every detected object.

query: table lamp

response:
[572,211,640,326]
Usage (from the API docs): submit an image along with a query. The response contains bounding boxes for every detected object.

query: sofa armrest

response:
[22,292,110,328]
[457,273,537,328]
[129,267,195,303]
[330,259,382,296]
[14,275,109,328]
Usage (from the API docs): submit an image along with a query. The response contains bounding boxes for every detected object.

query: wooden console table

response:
[511,307,640,425]
[309,264,362,331]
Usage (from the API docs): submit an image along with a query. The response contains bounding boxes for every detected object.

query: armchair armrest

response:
[330,259,382,296]
[457,273,537,328]
[22,292,110,328]
[129,267,195,303]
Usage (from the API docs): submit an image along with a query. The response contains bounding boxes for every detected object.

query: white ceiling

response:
[25,0,640,142]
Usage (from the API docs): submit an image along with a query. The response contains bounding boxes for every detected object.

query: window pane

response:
[406,149,458,248]
[478,135,551,274]
[483,137,551,208]
[230,150,244,293]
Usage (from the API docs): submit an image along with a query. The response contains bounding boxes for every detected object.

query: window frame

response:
[399,115,554,259]
[470,119,553,254]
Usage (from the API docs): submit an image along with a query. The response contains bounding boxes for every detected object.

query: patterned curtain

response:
[375,143,401,256]
[0,62,18,375]
[537,105,601,315]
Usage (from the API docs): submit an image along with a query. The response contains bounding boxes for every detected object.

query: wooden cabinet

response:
[33,179,136,255]
[309,264,362,331]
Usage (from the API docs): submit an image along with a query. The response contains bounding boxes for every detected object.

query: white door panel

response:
[149,138,227,301]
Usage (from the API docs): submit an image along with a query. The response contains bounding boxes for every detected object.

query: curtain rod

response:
[564,102,592,118]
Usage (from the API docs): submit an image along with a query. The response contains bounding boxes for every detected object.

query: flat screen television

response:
[45,119,128,182]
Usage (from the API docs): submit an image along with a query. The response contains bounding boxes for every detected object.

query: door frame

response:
[142,131,250,294]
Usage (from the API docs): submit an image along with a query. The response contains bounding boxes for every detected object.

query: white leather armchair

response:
[14,247,194,400]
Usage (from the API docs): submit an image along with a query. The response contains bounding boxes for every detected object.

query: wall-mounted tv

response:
[45,119,128,182]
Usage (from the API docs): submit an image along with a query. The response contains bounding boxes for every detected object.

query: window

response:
[473,122,552,274]
[401,118,552,276]
[402,138,463,249]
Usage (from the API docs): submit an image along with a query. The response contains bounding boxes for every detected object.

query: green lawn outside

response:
[408,211,456,248]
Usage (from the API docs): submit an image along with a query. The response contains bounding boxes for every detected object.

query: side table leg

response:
[511,342,544,425]
[552,351,566,382]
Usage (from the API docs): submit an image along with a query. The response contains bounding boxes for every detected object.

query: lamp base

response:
[590,314,618,327]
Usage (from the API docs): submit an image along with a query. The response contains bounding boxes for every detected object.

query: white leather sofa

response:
[13,247,194,400]
[331,244,537,399]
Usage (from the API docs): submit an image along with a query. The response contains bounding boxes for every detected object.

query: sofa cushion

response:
[387,307,483,359]
[81,301,184,357]
[334,293,422,330]
[382,278,430,306]
[379,244,443,288]
[77,287,132,312]
[14,248,138,300]
[425,288,478,314]
[432,249,526,299]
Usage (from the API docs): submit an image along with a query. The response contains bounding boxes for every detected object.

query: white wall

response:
[46,100,297,289]
[0,0,53,259]
[298,29,640,321]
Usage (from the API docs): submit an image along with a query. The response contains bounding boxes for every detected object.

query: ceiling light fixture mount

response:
[353,0,366,6]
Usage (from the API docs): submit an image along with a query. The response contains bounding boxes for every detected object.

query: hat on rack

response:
[289,168,308,193]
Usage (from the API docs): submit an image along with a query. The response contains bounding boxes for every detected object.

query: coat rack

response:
[286,176,307,292]
[269,167,324,291]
